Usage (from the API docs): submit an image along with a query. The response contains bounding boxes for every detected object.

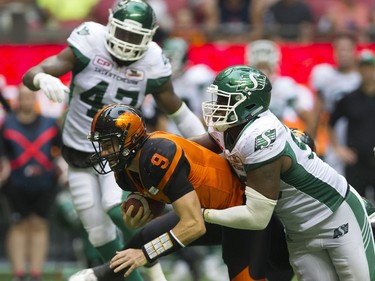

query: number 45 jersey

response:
[63,22,172,152]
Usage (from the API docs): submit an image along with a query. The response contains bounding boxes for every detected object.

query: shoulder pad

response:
[67,22,106,57]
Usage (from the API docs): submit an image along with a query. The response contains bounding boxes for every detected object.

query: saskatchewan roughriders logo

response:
[237,72,267,93]
[255,129,276,151]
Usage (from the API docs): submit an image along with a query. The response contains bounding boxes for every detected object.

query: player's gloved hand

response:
[33,73,69,103]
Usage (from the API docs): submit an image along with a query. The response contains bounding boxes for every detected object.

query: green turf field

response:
[0,261,298,281]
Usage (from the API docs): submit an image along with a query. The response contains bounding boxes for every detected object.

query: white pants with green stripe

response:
[286,187,375,281]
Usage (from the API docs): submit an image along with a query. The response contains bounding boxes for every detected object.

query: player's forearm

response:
[168,102,206,138]
[142,217,205,263]
[171,216,206,246]
[203,186,277,230]
[23,67,45,91]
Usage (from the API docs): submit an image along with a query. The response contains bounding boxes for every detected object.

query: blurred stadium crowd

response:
[1,0,375,281]
[0,0,375,44]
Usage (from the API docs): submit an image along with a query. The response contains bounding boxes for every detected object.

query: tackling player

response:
[195,65,375,280]
[22,1,205,281]
[69,103,294,281]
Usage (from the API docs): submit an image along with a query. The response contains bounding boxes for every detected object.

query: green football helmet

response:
[162,37,188,78]
[105,0,158,61]
[202,65,272,132]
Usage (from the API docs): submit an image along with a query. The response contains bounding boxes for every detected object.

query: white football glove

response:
[33,73,69,103]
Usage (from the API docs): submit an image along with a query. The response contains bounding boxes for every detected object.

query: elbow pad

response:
[168,102,206,138]
[204,186,277,230]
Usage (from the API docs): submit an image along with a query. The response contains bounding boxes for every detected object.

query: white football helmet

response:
[245,39,281,70]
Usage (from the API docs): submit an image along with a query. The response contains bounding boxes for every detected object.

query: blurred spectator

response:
[171,7,207,45]
[0,0,45,43]
[328,49,375,201]
[262,0,315,42]
[90,0,117,25]
[245,39,315,134]
[0,84,62,281]
[143,0,174,43]
[309,32,361,174]
[36,0,99,31]
[0,74,11,127]
[316,0,371,42]
[368,4,375,41]
[200,0,263,41]
[148,0,173,33]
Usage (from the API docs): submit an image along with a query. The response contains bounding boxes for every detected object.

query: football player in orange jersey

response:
[68,103,293,281]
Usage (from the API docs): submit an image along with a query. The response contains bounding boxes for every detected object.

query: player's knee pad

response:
[100,174,125,211]
[87,225,117,247]
[68,169,98,211]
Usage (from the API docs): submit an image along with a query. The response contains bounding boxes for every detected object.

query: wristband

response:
[141,230,184,263]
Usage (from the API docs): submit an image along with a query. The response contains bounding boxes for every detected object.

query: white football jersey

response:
[63,21,172,152]
[310,63,360,113]
[172,64,216,117]
[269,75,314,123]
[209,110,348,232]
[166,64,216,135]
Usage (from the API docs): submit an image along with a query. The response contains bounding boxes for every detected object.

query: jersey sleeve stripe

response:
[158,144,183,190]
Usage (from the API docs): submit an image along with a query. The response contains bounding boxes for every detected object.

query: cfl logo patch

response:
[93,56,113,71]
[333,223,349,239]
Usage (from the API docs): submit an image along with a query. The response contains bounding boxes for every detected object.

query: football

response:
[123,193,166,218]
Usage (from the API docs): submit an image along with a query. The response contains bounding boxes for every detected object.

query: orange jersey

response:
[115,131,245,209]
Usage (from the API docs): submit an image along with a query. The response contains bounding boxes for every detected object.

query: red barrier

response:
[2,43,375,86]
[1,44,68,85]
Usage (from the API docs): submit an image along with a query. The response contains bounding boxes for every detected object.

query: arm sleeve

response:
[168,102,206,138]
[204,186,277,230]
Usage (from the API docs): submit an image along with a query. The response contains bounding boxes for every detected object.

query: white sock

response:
[143,262,168,281]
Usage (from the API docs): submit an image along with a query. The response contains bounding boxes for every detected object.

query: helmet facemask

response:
[106,12,157,61]
[202,66,271,132]
[89,123,136,174]
[88,104,148,174]
[202,84,247,132]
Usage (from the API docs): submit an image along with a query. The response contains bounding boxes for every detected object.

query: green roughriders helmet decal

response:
[202,65,272,132]
[113,0,157,30]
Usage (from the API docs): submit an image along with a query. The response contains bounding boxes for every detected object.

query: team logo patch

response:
[126,69,144,80]
[93,56,113,71]
[148,186,160,195]
[237,72,267,93]
[255,129,276,151]
[333,223,349,239]
[76,24,90,35]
